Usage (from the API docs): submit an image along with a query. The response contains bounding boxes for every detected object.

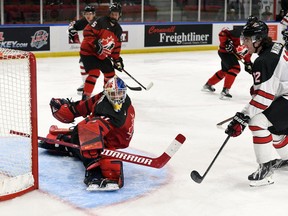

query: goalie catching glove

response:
[113,57,124,71]
[225,112,250,137]
[50,98,78,123]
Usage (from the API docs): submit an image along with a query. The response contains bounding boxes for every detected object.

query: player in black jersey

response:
[68,5,96,95]
[225,20,288,187]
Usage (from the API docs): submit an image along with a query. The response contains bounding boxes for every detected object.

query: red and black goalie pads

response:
[78,117,111,158]
[100,158,124,188]
[50,98,78,123]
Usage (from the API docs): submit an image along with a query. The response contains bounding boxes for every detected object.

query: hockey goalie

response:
[39,76,135,191]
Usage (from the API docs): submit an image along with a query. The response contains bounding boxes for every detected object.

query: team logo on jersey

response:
[101,36,115,51]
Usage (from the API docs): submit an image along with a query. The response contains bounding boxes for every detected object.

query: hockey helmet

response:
[109,3,122,23]
[104,76,127,112]
[242,20,269,41]
[246,15,258,25]
[84,5,95,13]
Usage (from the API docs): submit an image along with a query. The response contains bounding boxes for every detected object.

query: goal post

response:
[0,48,38,201]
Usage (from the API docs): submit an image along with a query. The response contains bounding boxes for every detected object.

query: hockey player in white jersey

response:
[225,20,288,187]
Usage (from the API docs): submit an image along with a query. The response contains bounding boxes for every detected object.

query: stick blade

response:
[145,82,154,90]
[127,85,142,91]
[190,170,203,184]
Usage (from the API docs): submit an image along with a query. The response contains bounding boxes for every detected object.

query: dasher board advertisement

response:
[145,24,212,47]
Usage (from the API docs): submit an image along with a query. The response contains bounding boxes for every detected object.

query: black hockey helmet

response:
[242,20,269,40]
[109,2,122,15]
[84,5,95,13]
[246,15,258,25]
[108,3,122,23]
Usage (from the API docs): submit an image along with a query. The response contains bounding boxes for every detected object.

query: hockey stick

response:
[10,130,185,169]
[190,135,231,183]
[126,84,142,91]
[122,69,153,91]
[216,117,233,128]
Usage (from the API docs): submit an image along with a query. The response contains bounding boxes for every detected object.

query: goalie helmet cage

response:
[0,48,38,201]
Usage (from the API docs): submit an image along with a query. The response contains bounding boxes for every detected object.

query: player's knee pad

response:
[78,117,111,158]
[50,98,78,123]
[100,158,124,188]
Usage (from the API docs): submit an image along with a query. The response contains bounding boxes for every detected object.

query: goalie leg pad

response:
[78,118,110,159]
[100,158,124,188]
[38,131,74,156]
[49,125,72,135]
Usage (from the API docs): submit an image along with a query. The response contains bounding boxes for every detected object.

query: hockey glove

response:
[225,40,234,53]
[225,112,250,137]
[244,61,253,74]
[50,98,78,123]
[113,57,124,71]
[236,45,248,58]
[94,39,111,56]
[68,28,79,43]
[68,27,77,36]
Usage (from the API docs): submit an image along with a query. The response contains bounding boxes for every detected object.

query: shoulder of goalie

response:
[50,98,80,123]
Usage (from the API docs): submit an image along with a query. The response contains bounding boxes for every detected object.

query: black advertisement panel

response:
[145,24,212,47]
[0,27,50,51]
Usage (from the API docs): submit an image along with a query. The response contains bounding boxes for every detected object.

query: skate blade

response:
[86,183,119,191]
[219,95,232,100]
[249,175,274,187]
[201,88,215,93]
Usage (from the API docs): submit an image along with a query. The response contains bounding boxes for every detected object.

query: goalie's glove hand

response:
[225,40,234,53]
[244,61,253,74]
[94,39,111,56]
[50,98,78,123]
[113,57,124,71]
[225,112,250,137]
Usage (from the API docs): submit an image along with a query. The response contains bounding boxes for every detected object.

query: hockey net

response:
[0,48,38,201]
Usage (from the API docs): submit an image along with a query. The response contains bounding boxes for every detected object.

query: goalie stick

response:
[190,135,230,183]
[10,130,185,169]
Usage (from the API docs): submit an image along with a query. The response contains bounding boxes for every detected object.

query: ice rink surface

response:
[1,50,288,216]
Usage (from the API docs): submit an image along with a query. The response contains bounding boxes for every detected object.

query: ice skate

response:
[86,178,120,191]
[202,82,215,92]
[84,169,119,191]
[248,161,274,187]
[77,84,84,95]
[220,88,232,100]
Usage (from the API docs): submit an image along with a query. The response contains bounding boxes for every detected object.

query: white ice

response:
[1,51,288,216]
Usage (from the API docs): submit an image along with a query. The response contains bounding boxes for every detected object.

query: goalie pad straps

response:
[78,117,111,159]
[100,158,124,188]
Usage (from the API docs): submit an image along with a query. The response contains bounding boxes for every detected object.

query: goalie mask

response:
[104,76,127,112]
